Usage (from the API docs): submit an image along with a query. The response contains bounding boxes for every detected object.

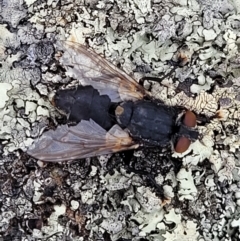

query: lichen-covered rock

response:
[1,0,240,240]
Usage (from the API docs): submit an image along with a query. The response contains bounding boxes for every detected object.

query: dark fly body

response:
[28,41,199,162]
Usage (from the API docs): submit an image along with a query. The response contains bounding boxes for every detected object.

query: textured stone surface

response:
[1,0,240,240]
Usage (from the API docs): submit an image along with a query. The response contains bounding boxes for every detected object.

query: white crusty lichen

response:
[1,0,240,240]
[177,168,198,201]
[152,14,176,42]
[100,169,166,239]
[0,211,15,232]
[0,83,12,109]
[131,186,165,235]
[40,204,66,238]
[100,209,128,238]
[0,0,28,28]
[217,152,238,182]
[104,168,134,191]
[190,75,214,94]
[0,24,56,155]
[163,220,199,241]
[152,83,219,117]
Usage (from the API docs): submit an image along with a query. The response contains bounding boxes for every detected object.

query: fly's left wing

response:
[56,41,151,103]
[28,119,139,162]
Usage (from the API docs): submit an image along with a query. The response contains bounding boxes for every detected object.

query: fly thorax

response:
[115,101,134,128]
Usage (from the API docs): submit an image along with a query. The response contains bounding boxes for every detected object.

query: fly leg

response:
[139,67,177,86]
[139,64,178,92]
[195,112,218,125]
[139,44,192,91]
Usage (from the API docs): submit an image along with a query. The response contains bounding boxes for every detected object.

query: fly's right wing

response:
[27,119,139,162]
[56,41,151,103]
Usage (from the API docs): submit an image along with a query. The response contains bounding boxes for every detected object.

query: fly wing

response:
[55,41,151,102]
[28,119,139,162]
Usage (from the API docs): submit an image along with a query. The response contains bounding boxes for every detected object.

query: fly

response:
[28,41,201,162]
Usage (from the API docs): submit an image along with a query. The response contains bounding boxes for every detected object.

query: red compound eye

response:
[174,136,191,153]
[183,110,196,127]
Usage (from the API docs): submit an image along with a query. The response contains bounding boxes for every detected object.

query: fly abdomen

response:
[54,85,113,130]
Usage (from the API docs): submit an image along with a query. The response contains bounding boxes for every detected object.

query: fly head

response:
[173,110,199,153]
